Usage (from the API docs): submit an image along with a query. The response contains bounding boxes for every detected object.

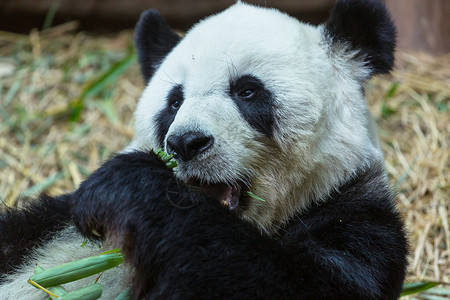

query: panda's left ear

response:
[323,0,396,76]
[134,9,181,83]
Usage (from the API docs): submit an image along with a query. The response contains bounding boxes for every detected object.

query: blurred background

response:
[1,0,449,54]
[0,0,448,298]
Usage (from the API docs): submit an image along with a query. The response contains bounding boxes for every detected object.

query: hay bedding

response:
[0,24,448,286]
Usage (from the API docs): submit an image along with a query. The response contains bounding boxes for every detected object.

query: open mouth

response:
[186,179,248,210]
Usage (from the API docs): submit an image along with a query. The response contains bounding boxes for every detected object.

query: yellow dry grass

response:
[367,52,449,284]
[0,24,449,287]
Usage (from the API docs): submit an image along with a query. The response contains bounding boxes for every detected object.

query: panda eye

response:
[238,89,256,99]
[230,75,264,101]
[171,100,182,109]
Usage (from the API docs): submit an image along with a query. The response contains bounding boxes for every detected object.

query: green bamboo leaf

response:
[42,2,60,30]
[30,253,123,287]
[400,282,440,296]
[80,53,136,99]
[69,52,136,122]
[34,265,68,299]
[384,82,399,99]
[114,288,131,300]
[247,191,266,202]
[380,101,397,119]
[153,148,177,169]
[58,283,103,300]
[100,248,121,255]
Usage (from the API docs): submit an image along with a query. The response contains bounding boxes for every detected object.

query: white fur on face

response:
[132,3,383,233]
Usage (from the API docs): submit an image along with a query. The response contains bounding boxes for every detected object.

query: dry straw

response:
[0,24,448,285]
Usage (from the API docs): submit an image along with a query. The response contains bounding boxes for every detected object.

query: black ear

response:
[134,9,181,83]
[324,0,396,76]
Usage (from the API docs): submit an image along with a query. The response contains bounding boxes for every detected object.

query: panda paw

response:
[70,151,182,241]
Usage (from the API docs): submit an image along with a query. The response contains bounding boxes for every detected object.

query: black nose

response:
[166,132,214,161]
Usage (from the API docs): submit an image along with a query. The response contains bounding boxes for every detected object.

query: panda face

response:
[132,2,390,232]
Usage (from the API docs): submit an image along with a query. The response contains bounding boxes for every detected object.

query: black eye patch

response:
[154,84,184,147]
[229,75,274,137]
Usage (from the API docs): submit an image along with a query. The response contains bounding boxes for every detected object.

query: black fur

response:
[68,151,407,299]
[0,194,70,278]
[155,84,184,147]
[134,9,181,83]
[229,75,275,138]
[324,0,396,75]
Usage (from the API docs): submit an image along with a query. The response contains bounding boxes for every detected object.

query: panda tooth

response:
[91,229,102,237]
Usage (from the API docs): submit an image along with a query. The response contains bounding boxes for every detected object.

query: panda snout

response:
[166,132,214,161]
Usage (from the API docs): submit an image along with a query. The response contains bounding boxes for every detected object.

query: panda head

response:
[130,0,395,233]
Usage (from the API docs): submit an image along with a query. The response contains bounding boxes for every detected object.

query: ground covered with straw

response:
[0,24,448,293]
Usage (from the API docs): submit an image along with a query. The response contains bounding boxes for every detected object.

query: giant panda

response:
[0,0,407,299]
